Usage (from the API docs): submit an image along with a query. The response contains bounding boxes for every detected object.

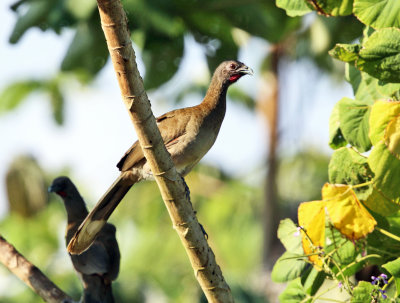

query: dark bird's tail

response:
[67,175,133,254]
[82,274,115,303]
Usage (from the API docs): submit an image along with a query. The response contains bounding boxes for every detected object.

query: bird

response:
[49,176,120,303]
[67,60,253,255]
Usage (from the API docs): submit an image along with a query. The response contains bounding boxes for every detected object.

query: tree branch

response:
[95,0,234,302]
[0,236,74,303]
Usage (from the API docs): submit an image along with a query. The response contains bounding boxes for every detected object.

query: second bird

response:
[68,60,253,254]
[49,177,120,303]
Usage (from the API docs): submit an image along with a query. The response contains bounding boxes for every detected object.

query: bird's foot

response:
[181,176,191,200]
[199,223,208,240]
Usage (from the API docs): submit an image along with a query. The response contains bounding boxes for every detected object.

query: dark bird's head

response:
[214,60,253,86]
[48,176,75,199]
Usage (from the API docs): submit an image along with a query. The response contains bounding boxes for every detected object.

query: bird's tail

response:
[82,274,115,303]
[67,174,133,255]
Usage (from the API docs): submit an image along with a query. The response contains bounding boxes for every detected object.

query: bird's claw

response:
[199,223,208,240]
[181,176,191,200]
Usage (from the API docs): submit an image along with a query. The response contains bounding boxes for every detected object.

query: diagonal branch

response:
[0,236,74,303]
[95,0,234,302]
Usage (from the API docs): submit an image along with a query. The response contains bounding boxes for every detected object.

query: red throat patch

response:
[57,191,67,197]
[229,74,242,83]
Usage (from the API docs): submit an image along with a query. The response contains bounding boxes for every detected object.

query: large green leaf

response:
[9,0,53,43]
[272,219,309,282]
[276,0,313,16]
[61,16,109,77]
[357,28,400,83]
[383,257,400,294]
[0,81,42,113]
[364,187,400,216]
[271,251,309,282]
[279,278,310,303]
[142,33,184,90]
[350,281,376,303]
[369,142,400,205]
[354,0,400,29]
[277,219,303,252]
[338,97,372,152]
[301,267,326,296]
[331,28,400,83]
[328,102,347,149]
[346,64,400,104]
[328,147,373,201]
[369,100,400,146]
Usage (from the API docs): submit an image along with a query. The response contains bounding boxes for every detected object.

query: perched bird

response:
[68,60,253,254]
[49,176,120,303]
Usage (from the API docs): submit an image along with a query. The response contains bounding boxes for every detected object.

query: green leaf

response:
[346,65,398,104]
[338,97,372,152]
[142,33,183,90]
[46,80,64,125]
[369,142,400,205]
[383,257,400,293]
[365,187,400,216]
[369,100,400,146]
[329,43,360,62]
[277,219,303,252]
[276,0,313,17]
[350,281,375,303]
[279,278,310,303]
[308,0,353,16]
[65,0,97,20]
[9,0,52,43]
[61,17,109,78]
[354,0,400,29]
[271,251,309,283]
[0,81,42,113]
[329,102,347,149]
[301,267,326,296]
[357,28,400,83]
[328,147,373,201]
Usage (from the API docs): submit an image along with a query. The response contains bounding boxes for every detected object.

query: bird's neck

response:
[64,198,89,223]
[201,75,228,113]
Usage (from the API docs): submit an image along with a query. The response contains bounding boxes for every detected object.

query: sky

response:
[0,1,353,218]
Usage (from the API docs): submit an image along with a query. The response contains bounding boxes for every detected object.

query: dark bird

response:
[68,60,253,254]
[49,176,120,303]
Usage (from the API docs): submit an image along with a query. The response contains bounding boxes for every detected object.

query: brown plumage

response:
[68,60,253,255]
[49,176,120,303]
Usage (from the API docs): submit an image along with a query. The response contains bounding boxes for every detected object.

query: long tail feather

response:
[67,175,133,254]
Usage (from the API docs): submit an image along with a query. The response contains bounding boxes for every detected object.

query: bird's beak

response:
[48,185,55,193]
[237,65,254,76]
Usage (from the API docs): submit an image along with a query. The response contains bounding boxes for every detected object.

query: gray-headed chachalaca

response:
[49,176,120,303]
[68,60,253,254]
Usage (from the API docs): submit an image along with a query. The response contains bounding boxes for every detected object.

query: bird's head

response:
[48,176,73,198]
[215,60,253,86]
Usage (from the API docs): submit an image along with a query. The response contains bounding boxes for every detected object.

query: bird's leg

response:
[180,176,191,200]
[181,178,208,239]
[199,223,209,240]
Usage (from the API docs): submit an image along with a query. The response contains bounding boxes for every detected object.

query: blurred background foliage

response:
[0,0,363,301]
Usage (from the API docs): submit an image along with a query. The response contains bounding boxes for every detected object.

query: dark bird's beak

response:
[237,65,254,76]
[48,184,60,193]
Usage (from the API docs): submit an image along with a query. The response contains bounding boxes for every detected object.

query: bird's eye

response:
[230,63,237,69]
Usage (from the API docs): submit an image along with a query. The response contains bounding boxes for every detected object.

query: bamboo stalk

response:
[95,0,234,302]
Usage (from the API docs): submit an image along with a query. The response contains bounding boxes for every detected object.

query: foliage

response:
[273,0,400,302]
[0,165,264,302]
[2,0,365,124]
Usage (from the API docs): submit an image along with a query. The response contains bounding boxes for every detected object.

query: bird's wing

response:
[116,108,192,172]
[71,241,110,275]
